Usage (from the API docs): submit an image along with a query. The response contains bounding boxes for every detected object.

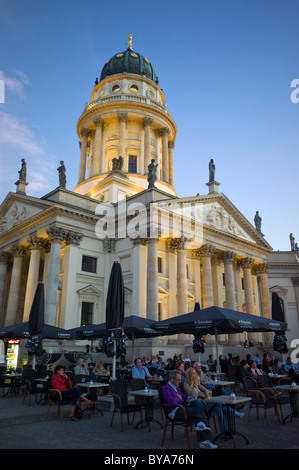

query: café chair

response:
[45,388,73,420]
[158,387,212,449]
[258,374,290,421]
[242,376,281,425]
[110,379,143,431]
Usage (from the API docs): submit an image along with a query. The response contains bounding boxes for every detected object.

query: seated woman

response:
[183,367,244,432]
[93,361,107,375]
[50,364,94,420]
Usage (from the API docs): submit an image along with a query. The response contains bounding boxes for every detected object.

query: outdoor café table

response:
[146,377,164,388]
[268,374,288,384]
[77,382,109,416]
[205,395,252,448]
[203,379,235,396]
[129,389,162,432]
[274,384,299,424]
[3,373,22,397]
[34,377,50,404]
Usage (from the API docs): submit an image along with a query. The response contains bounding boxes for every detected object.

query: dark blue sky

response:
[0,0,298,250]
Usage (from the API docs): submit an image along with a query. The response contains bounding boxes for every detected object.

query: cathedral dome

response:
[99,36,158,84]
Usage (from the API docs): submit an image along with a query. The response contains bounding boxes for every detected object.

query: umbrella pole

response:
[215,328,219,373]
[112,338,116,380]
[32,354,36,370]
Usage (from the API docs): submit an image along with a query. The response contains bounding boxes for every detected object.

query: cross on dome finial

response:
[126,33,133,51]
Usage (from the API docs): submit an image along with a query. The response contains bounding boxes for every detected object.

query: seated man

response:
[74,358,96,382]
[162,369,217,449]
[283,357,299,382]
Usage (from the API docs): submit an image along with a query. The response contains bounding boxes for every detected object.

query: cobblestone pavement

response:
[0,392,299,455]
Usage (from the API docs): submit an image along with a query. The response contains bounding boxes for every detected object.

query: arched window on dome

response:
[112,84,120,93]
[129,84,139,92]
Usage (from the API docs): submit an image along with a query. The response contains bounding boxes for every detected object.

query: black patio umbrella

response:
[0,322,75,340]
[67,323,106,340]
[153,305,287,336]
[102,261,125,379]
[28,282,45,337]
[153,305,287,370]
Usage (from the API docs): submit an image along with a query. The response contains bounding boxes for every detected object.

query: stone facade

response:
[0,41,298,358]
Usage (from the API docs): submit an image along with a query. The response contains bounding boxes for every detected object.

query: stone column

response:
[78,129,89,184]
[0,252,9,321]
[41,240,51,293]
[241,257,257,343]
[60,231,83,329]
[45,226,66,326]
[176,238,188,315]
[143,117,153,174]
[118,113,128,160]
[259,263,272,345]
[90,118,104,177]
[223,252,239,345]
[146,235,159,321]
[199,245,215,345]
[23,236,43,322]
[168,140,175,187]
[160,127,170,183]
[5,245,25,325]
[235,260,246,344]
[200,245,215,308]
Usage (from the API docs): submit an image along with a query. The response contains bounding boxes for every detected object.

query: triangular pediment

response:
[155,192,272,250]
[77,285,102,296]
[0,193,51,235]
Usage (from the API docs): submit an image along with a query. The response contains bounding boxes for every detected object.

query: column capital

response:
[256,263,268,274]
[94,117,105,128]
[80,128,89,138]
[118,112,128,123]
[168,236,187,252]
[11,244,26,258]
[46,225,66,244]
[292,277,299,287]
[211,254,223,266]
[168,140,175,149]
[65,231,83,247]
[28,235,44,250]
[159,127,170,137]
[130,236,148,246]
[222,251,236,264]
[198,244,216,257]
[240,257,255,269]
[103,237,116,252]
[142,117,153,128]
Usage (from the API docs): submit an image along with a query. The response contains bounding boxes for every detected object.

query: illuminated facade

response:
[0,37,298,356]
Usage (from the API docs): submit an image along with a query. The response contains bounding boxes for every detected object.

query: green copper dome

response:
[100,49,159,84]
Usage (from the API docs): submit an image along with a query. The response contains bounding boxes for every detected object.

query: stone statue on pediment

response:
[254,211,262,233]
[147,158,158,189]
[290,233,296,251]
[112,156,124,172]
[209,159,215,182]
[57,161,66,189]
[18,158,27,182]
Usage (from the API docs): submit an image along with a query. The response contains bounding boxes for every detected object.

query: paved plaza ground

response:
[0,389,298,460]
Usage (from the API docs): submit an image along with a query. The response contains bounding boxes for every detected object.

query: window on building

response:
[222,273,226,286]
[158,257,162,273]
[130,84,139,92]
[81,302,93,326]
[112,84,120,93]
[82,255,97,273]
[241,277,244,290]
[186,264,189,279]
[128,155,137,173]
[158,302,162,322]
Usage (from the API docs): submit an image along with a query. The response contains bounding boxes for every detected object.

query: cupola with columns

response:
[74,35,177,203]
